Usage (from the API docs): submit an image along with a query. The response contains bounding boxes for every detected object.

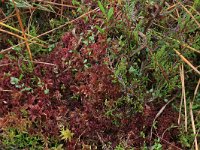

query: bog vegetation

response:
[0,0,200,149]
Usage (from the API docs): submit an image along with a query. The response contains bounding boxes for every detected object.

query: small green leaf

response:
[13,46,22,52]
[83,59,87,63]
[95,25,105,33]
[19,74,24,80]
[107,7,114,21]
[10,77,19,85]
[89,35,95,42]
[0,54,3,59]
[52,144,64,150]
[44,89,49,94]
[21,87,33,92]
[72,0,80,5]
[83,40,89,45]
[194,0,200,9]
[129,66,135,73]
[98,1,106,15]
[133,30,139,43]
[48,44,55,52]
[192,105,200,110]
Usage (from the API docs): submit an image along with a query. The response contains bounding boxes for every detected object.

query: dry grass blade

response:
[61,0,64,18]
[24,59,57,66]
[0,28,26,41]
[154,31,200,54]
[0,63,12,67]
[12,0,33,62]
[0,8,6,18]
[0,10,29,22]
[186,5,200,16]
[180,64,187,132]
[165,2,179,20]
[187,65,200,74]
[190,102,198,150]
[178,65,184,125]
[0,88,12,92]
[166,3,177,11]
[0,7,99,54]
[178,2,200,28]
[35,0,78,8]
[174,49,200,75]
[194,79,200,98]
[32,7,99,40]
[190,79,200,150]
[173,40,200,54]
[0,22,46,43]
[0,28,47,49]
